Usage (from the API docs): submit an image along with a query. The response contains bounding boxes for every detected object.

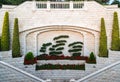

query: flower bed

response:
[24,58,37,65]
[36,54,88,61]
[36,64,85,70]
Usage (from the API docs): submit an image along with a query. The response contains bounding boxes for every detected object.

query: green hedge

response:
[99,18,108,57]
[56,40,67,43]
[1,12,10,51]
[111,12,120,51]
[53,35,69,40]
[68,41,83,47]
[24,52,34,60]
[12,18,21,58]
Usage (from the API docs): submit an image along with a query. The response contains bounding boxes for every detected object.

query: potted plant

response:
[24,52,37,65]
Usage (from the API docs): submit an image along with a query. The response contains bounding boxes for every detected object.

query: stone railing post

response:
[47,1,50,10]
[70,1,73,10]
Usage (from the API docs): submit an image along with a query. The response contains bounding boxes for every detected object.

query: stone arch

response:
[20,25,99,56]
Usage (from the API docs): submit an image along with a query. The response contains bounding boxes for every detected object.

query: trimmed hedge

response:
[24,52,34,60]
[12,18,21,58]
[56,47,64,50]
[99,18,108,57]
[68,41,83,47]
[87,52,96,64]
[1,12,10,51]
[68,49,82,52]
[52,43,65,48]
[111,12,120,51]
[56,40,67,43]
[36,64,85,70]
[53,35,69,40]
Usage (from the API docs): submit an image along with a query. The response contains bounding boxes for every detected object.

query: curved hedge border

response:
[53,35,69,40]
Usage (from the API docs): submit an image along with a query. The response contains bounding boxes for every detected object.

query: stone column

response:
[70,1,73,10]
[94,33,99,56]
[23,33,27,55]
[47,1,50,10]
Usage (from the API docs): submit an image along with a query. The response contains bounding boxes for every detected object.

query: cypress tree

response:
[111,12,119,51]
[12,18,21,58]
[1,12,10,51]
[99,18,108,57]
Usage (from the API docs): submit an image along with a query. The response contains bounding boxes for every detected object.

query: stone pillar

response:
[70,1,73,10]
[83,32,88,56]
[23,34,27,55]
[47,1,50,10]
[32,0,36,11]
[94,33,99,56]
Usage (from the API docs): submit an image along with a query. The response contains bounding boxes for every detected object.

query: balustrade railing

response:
[35,1,84,9]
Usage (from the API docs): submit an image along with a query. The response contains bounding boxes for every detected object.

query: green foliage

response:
[68,41,83,47]
[56,40,67,43]
[89,52,96,61]
[25,52,34,60]
[111,0,120,7]
[68,49,82,52]
[52,43,65,48]
[49,51,62,55]
[73,45,82,48]
[72,53,81,56]
[36,64,85,70]
[49,47,55,51]
[40,42,52,54]
[12,18,21,58]
[53,35,69,40]
[99,18,108,57]
[111,12,120,51]
[1,12,10,51]
[56,47,64,50]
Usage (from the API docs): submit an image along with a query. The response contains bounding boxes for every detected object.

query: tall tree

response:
[111,0,120,7]
[99,18,108,57]
[1,12,10,51]
[12,18,21,58]
[111,12,120,51]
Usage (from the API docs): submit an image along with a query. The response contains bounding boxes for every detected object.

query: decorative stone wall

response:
[0,1,119,57]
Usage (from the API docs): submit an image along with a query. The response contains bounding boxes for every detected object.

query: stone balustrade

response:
[35,1,84,9]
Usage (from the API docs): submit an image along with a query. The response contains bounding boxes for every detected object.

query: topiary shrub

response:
[1,12,10,51]
[24,52,37,65]
[12,18,21,58]
[87,52,96,64]
[99,18,108,57]
[111,12,120,51]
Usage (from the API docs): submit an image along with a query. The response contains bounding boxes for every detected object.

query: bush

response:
[68,41,83,47]
[12,18,21,58]
[24,52,34,60]
[99,18,108,57]
[1,12,10,51]
[86,52,96,64]
[111,12,120,51]
[89,52,96,61]
[72,53,81,57]
[53,35,69,40]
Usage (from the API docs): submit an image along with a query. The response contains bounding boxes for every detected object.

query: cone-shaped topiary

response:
[111,12,120,51]
[99,18,108,57]
[1,12,10,51]
[89,52,96,61]
[12,18,21,58]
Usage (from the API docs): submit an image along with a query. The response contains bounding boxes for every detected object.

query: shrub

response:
[24,52,37,65]
[111,12,120,51]
[89,52,96,61]
[56,47,64,50]
[56,40,67,43]
[52,43,65,48]
[53,35,69,40]
[12,18,21,58]
[99,18,108,57]
[1,12,10,51]
[24,52,34,60]
[72,53,81,57]
[68,41,83,47]
[86,52,96,64]
[68,49,82,52]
